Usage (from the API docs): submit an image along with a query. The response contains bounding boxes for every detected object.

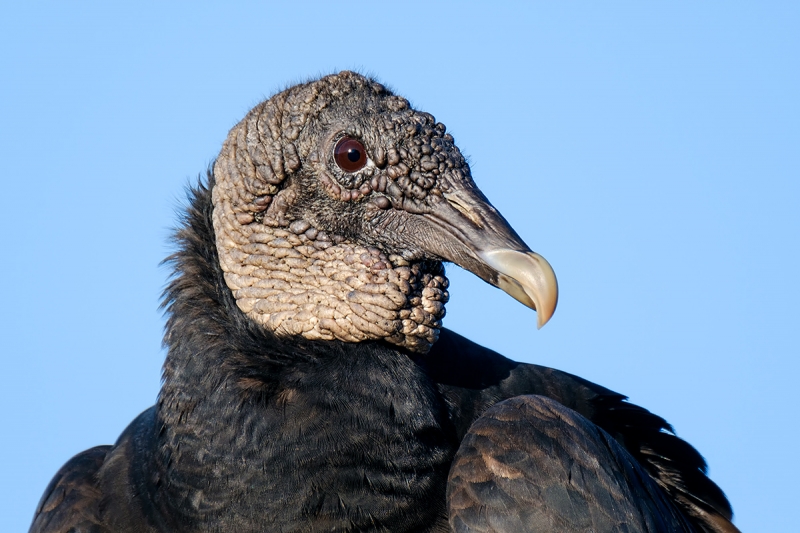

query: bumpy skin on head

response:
[29,72,738,533]
[213,72,492,352]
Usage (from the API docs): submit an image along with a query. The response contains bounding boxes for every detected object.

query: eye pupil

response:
[334,136,368,172]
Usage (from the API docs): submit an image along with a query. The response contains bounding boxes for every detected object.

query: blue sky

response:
[2,2,797,531]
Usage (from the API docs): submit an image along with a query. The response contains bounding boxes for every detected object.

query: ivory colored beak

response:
[478,250,559,329]
[414,187,559,330]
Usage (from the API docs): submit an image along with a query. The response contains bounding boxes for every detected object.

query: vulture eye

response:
[334,136,367,173]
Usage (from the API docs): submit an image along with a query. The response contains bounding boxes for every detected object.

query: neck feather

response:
[153,177,453,529]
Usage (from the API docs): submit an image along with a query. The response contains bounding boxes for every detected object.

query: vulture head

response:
[30,72,739,533]
[212,71,557,352]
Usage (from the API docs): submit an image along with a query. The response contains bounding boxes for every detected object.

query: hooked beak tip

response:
[478,250,558,328]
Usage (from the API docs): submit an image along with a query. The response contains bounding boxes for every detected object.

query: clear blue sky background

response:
[2,2,797,531]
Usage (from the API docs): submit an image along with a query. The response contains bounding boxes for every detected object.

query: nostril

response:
[443,191,484,229]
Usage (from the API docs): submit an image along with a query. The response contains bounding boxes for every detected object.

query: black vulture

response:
[30,71,740,533]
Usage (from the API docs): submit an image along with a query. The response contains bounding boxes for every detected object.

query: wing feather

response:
[30,446,111,533]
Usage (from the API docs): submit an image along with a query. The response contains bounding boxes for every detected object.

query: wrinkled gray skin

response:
[212,71,555,353]
[29,72,738,533]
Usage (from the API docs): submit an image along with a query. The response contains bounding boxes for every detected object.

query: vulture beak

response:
[478,249,558,329]
[420,188,558,329]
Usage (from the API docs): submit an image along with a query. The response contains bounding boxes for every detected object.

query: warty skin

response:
[30,72,739,533]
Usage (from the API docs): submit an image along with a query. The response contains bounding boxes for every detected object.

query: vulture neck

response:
[152,178,453,529]
[210,168,450,354]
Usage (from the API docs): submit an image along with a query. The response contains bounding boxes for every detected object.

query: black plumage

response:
[30,72,739,533]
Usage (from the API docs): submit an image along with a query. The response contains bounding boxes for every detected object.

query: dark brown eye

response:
[334,136,367,173]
